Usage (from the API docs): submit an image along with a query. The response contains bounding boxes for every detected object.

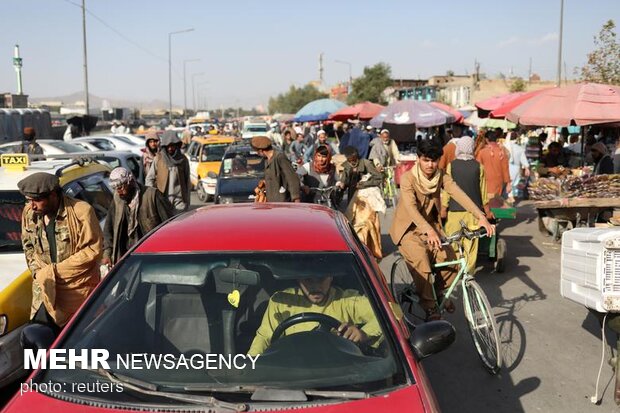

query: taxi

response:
[185,135,235,189]
[0,153,112,387]
[3,204,454,412]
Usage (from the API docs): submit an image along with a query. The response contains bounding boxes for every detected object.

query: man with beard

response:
[248,275,383,356]
[15,127,44,156]
[19,172,103,336]
[145,130,191,214]
[102,167,173,267]
[142,130,160,173]
[251,136,301,203]
[591,142,614,175]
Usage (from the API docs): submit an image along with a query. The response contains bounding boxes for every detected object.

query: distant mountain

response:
[30,91,175,110]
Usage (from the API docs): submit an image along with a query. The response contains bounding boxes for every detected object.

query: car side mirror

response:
[207,171,218,179]
[190,156,198,162]
[409,320,455,360]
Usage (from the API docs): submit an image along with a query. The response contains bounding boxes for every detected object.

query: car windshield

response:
[245,125,268,133]
[0,190,25,249]
[112,135,136,145]
[221,152,264,177]
[46,141,85,153]
[201,144,227,162]
[41,252,406,403]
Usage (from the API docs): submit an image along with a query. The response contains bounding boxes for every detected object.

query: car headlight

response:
[0,314,7,336]
[219,197,234,204]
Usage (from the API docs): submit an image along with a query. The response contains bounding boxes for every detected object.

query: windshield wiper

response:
[93,368,247,411]
[183,384,368,402]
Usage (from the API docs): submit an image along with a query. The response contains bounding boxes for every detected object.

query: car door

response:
[186,141,200,185]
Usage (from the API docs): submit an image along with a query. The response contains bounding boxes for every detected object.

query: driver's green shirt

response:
[248,286,383,356]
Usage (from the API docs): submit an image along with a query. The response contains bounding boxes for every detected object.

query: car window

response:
[46,141,85,153]
[201,144,227,162]
[63,172,112,221]
[42,252,406,402]
[127,156,141,179]
[99,156,121,170]
[187,141,200,158]
[112,135,135,145]
[89,139,116,151]
[221,152,264,176]
[0,190,26,250]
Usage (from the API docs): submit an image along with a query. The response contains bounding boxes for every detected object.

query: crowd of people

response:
[14,114,619,348]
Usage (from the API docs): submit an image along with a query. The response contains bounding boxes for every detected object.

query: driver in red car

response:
[248,276,383,355]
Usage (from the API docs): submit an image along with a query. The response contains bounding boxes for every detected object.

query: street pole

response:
[183,59,200,119]
[168,28,194,122]
[335,60,352,94]
[556,0,564,87]
[82,0,90,120]
[192,73,205,113]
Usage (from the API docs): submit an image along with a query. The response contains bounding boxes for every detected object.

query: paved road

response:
[3,194,618,412]
[377,203,620,412]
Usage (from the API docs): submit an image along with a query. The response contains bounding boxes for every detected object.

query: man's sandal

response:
[425,307,442,322]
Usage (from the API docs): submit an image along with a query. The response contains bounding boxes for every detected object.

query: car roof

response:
[191,135,236,145]
[135,203,351,253]
[0,159,110,190]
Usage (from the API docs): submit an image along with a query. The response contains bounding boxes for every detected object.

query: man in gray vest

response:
[442,136,491,275]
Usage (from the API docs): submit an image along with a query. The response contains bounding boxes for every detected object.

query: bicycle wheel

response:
[462,279,501,374]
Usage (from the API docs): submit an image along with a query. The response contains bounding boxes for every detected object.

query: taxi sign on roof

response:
[0,153,29,171]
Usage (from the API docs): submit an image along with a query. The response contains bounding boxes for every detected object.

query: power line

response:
[60,0,183,77]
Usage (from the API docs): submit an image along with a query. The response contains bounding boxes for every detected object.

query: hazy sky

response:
[1,0,618,109]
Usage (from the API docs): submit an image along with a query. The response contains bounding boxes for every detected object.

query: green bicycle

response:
[390,224,502,374]
[381,165,398,208]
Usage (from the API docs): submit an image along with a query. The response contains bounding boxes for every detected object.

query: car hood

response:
[3,384,428,413]
[0,253,27,292]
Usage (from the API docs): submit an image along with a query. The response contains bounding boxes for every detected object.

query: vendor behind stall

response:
[538,142,569,177]
[590,142,614,175]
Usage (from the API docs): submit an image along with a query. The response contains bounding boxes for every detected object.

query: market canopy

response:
[293,99,346,122]
[506,83,620,126]
[489,88,553,119]
[475,92,525,117]
[328,101,385,121]
[430,102,465,123]
[369,100,456,128]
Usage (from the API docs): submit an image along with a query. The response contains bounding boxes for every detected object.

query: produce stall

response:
[529,174,620,240]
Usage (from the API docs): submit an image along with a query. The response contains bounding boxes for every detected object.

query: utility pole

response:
[319,52,324,85]
[183,59,200,119]
[82,0,90,119]
[564,61,568,85]
[556,0,564,87]
[168,28,194,122]
[528,57,532,84]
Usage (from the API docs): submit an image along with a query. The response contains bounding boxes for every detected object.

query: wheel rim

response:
[197,182,207,202]
[463,280,501,374]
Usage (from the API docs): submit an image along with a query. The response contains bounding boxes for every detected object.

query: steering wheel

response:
[271,312,342,342]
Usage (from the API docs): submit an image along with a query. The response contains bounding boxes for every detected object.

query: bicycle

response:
[381,165,398,208]
[308,186,341,210]
[390,223,502,374]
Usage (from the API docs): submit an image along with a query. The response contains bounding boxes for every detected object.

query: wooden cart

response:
[533,197,620,241]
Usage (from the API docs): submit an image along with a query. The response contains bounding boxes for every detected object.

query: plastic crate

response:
[491,207,516,219]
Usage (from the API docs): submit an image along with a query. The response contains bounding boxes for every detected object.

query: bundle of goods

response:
[529,174,620,201]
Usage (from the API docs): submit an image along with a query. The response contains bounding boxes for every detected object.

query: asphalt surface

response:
[376,203,620,413]
[2,193,619,412]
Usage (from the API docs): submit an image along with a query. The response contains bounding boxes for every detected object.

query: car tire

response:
[197,181,208,203]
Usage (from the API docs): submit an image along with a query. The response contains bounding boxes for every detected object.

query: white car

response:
[72,136,144,156]
[0,139,87,155]
[241,122,270,140]
[109,133,146,147]
[197,174,217,202]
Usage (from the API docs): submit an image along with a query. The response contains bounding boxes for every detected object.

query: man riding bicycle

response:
[369,129,400,172]
[296,144,338,205]
[389,140,494,321]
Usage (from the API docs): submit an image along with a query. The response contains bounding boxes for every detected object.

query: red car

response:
[3,204,455,413]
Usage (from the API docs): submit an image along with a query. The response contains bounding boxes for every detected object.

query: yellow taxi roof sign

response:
[0,153,30,171]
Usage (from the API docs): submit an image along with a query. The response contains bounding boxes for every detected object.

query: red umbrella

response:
[489,88,553,119]
[506,83,620,126]
[475,92,525,112]
[430,102,464,123]
[328,101,385,121]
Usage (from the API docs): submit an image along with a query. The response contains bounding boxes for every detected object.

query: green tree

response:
[509,78,526,92]
[347,63,392,105]
[268,84,328,114]
[446,70,455,76]
[579,20,620,85]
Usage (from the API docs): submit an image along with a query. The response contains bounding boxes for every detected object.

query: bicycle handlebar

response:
[440,227,488,245]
